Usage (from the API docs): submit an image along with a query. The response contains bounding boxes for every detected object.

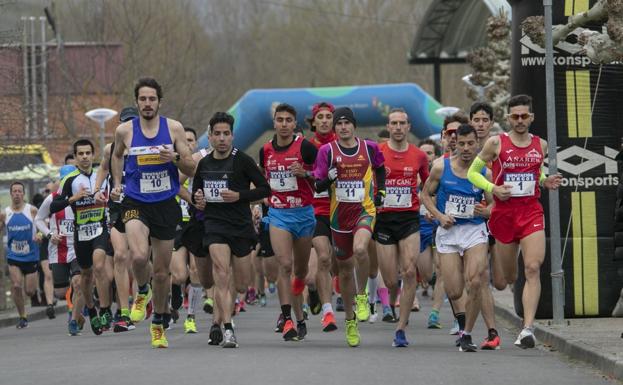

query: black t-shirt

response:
[258,135,318,168]
[192,148,270,239]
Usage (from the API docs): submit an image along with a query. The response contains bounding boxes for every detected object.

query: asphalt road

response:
[0,293,616,385]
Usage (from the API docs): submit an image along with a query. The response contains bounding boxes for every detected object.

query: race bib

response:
[180,199,190,219]
[445,194,475,219]
[10,240,30,255]
[77,223,103,241]
[59,219,74,235]
[314,190,329,199]
[335,180,365,203]
[203,180,228,203]
[504,173,536,197]
[269,170,298,192]
[140,171,171,194]
[384,186,412,208]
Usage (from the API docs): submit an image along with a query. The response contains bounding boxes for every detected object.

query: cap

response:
[332,107,356,128]
[119,106,139,123]
[59,165,77,180]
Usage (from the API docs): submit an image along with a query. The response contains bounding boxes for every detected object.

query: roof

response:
[408,0,511,64]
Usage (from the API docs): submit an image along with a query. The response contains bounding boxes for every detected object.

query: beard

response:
[141,106,159,120]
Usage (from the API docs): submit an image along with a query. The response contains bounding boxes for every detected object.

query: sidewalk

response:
[493,288,623,381]
[0,301,68,328]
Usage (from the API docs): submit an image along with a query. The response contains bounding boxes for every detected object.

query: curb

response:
[494,302,623,381]
[0,304,68,329]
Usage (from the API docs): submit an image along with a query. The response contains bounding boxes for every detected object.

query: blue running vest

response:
[436,158,486,226]
[5,204,38,262]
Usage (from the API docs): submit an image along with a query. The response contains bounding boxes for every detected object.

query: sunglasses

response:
[508,113,532,121]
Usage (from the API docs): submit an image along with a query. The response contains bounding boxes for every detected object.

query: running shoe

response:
[345,319,360,347]
[100,310,113,332]
[46,305,56,319]
[68,319,80,336]
[291,277,305,296]
[459,334,478,352]
[514,327,536,349]
[163,313,171,330]
[297,321,307,340]
[150,323,168,348]
[392,329,409,347]
[455,331,464,347]
[184,317,197,334]
[246,288,257,305]
[222,329,239,348]
[146,300,153,319]
[89,315,103,335]
[335,296,344,312]
[308,289,321,315]
[130,286,152,323]
[203,297,214,314]
[208,324,223,345]
[16,317,28,329]
[382,306,396,323]
[170,307,180,323]
[322,312,338,332]
[480,331,501,350]
[282,319,299,341]
[368,303,378,324]
[274,313,285,333]
[259,294,267,307]
[427,310,442,329]
[268,282,276,294]
[302,304,310,320]
[449,319,460,335]
[355,294,370,322]
[113,315,131,333]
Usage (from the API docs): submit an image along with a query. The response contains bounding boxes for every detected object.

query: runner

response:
[35,165,86,335]
[0,182,41,329]
[375,108,429,347]
[306,102,338,332]
[467,94,562,349]
[313,107,385,347]
[110,77,195,348]
[422,124,493,352]
[50,139,109,335]
[260,103,318,341]
[192,111,270,347]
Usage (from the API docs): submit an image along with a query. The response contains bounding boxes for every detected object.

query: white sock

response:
[367,276,378,304]
[322,302,333,316]
[188,284,203,316]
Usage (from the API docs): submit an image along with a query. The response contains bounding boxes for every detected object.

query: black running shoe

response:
[336,297,345,312]
[163,313,171,330]
[274,313,285,333]
[308,289,321,315]
[459,334,477,352]
[46,305,56,319]
[208,324,223,345]
[297,321,307,340]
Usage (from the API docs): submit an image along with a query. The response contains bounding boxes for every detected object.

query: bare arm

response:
[35,196,52,235]
[95,143,111,191]
[169,120,195,177]
[421,158,454,229]
[111,123,130,189]
[477,135,501,163]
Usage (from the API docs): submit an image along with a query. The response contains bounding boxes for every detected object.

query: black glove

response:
[374,190,386,207]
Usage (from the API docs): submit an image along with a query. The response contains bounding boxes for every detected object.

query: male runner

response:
[375,108,429,347]
[422,124,493,352]
[110,77,195,348]
[468,94,562,348]
[314,107,385,347]
[192,111,270,347]
[0,182,40,328]
[260,103,318,341]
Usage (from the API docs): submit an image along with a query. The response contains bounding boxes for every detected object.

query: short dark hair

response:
[73,139,95,155]
[508,94,533,113]
[274,103,297,119]
[443,112,469,131]
[377,129,390,139]
[388,108,409,123]
[418,139,441,156]
[10,181,24,192]
[456,123,477,139]
[31,193,44,208]
[64,154,74,164]
[469,102,493,120]
[184,127,197,140]
[209,112,235,134]
[134,77,163,101]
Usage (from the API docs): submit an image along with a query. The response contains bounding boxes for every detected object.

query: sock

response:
[152,312,163,325]
[121,308,130,318]
[297,319,305,325]
[87,306,97,318]
[390,305,397,318]
[171,284,183,310]
[188,284,203,316]
[456,312,466,331]
[463,331,471,336]
[378,287,390,307]
[322,303,333,316]
[281,304,292,321]
[224,322,233,331]
[488,328,498,338]
[367,276,378,304]
[99,306,111,317]
[138,283,149,294]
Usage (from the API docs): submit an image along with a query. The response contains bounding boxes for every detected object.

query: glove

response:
[374,190,386,207]
[328,167,338,181]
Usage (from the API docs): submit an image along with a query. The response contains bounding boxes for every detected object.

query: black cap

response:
[119,106,139,123]
[332,107,356,128]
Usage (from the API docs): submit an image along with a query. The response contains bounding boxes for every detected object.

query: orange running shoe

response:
[291,277,305,296]
[322,312,338,332]
[480,333,501,350]
[282,319,299,341]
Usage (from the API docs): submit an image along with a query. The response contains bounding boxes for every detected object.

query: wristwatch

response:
[46,232,52,240]
[175,153,181,162]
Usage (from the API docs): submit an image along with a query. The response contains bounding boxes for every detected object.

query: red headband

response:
[312,102,335,118]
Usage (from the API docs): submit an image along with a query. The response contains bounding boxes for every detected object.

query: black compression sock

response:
[87,306,97,318]
[138,283,149,294]
[152,313,163,325]
[224,323,233,331]
[456,312,466,331]
[281,305,292,321]
[171,284,182,310]
[488,328,498,338]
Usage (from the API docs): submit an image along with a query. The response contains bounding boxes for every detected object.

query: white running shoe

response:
[222,329,239,348]
[514,327,536,349]
[449,319,460,335]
